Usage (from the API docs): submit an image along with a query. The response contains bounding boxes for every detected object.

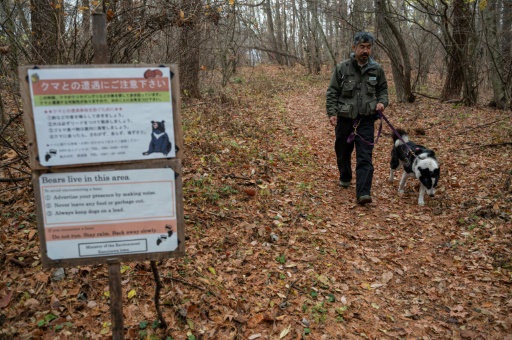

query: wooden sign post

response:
[18,13,184,340]
[93,13,123,339]
[93,14,124,339]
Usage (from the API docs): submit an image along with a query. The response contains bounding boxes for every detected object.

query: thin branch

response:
[162,275,206,291]
[150,261,168,329]
[0,177,30,182]
[9,257,28,267]
[454,141,512,151]
[412,91,440,100]
[0,112,23,136]
[241,45,302,61]
[0,134,29,168]
[453,116,512,136]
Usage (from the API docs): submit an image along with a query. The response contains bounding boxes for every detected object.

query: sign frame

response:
[18,64,184,170]
[32,160,185,268]
[18,64,185,268]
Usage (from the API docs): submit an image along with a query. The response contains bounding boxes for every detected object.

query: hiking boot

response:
[339,181,350,188]
[357,195,372,205]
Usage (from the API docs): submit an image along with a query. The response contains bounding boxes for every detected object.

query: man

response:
[326,32,388,205]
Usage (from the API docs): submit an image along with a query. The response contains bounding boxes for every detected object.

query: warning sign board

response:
[19,65,185,267]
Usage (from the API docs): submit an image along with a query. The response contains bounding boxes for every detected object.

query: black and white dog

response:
[388,129,440,206]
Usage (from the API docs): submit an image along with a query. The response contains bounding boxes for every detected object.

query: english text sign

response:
[39,168,178,260]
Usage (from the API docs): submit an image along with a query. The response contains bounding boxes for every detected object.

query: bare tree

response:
[482,0,511,108]
[405,0,480,105]
[178,0,202,98]
[30,0,65,64]
[375,0,415,103]
[264,0,283,64]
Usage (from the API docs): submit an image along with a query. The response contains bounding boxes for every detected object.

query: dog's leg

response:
[389,149,399,183]
[418,185,426,206]
[388,168,395,183]
[398,172,408,195]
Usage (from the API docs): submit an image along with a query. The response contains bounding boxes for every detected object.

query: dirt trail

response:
[279,69,512,339]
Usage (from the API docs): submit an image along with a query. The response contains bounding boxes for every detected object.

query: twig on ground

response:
[161,275,206,291]
[0,134,30,168]
[9,257,28,267]
[0,177,30,182]
[223,173,250,180]
[453,116,511,136]
[279,279,299,309]
[412,91,440,100]
[150,260,168,329]
[453,141,512,151]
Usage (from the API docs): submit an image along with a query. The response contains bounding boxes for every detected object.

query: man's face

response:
[353,42,372,65]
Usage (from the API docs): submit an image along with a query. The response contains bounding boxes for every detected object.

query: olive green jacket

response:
[326,55,388,119]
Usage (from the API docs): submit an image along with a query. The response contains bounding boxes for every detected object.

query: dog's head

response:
[415,155,440,196]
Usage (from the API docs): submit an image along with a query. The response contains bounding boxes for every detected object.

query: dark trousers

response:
[335,116,375,198]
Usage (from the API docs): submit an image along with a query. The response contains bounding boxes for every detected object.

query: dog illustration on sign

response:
[156,224,176,246]
[143,121,172,156]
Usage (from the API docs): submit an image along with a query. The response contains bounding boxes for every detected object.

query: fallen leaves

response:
[382,271,393,284]
[243,188,257,196]
[0,291,13,308]
[449,305,468,318]
[1,65,512,339]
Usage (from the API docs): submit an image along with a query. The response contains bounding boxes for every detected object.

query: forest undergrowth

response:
[0,65,511,339]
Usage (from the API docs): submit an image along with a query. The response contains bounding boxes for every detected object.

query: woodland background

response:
[0,0,511,339]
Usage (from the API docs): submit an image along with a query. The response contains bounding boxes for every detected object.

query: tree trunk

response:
[313,1,337,67]
[265,0,282,64]
[483,0,510,108]
[275,0,287,65]
[30,0,64,64]
[221,7,237,87]
[502,0,512,58]
[375,0,415,103]
[179,0,201,98]
[440,0,475,103]
[306,0,321,74]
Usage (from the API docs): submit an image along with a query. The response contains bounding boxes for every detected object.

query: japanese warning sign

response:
[28,67,176,166]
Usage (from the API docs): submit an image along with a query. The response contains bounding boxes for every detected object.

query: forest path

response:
[273,65,512,338]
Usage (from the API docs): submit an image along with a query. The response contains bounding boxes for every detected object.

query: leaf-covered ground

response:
[1,65,511,339]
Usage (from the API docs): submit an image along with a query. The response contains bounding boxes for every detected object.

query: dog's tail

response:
[392,128,409,144]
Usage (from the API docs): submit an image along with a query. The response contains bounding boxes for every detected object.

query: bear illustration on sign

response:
[143,121,172,156]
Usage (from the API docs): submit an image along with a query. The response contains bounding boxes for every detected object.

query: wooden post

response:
[93,13,123,339]
[108,260,124,340]
[92,13,108,64]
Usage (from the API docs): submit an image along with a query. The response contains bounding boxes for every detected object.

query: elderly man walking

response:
[326,32,389,205]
